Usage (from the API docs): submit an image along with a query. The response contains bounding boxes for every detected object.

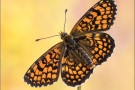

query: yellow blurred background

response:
[1,0,134,90]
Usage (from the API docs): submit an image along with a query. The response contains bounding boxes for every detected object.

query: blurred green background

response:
[1,0,134,90]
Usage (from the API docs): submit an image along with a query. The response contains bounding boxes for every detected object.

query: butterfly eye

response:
[61,33,68,39]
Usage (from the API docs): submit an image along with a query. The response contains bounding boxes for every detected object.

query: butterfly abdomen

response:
[76,46,93,66]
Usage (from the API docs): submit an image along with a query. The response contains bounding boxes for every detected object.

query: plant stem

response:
[77,86,81,90]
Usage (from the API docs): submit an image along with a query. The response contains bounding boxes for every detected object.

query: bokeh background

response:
[1,0,134,90]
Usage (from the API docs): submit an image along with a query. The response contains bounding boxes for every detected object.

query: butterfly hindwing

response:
[70,0,117,36]
[24,42,64,87]
[61,48,95,86]
[75,33,115,65]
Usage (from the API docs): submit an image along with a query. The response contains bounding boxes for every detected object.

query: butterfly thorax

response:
[60,32,76,47]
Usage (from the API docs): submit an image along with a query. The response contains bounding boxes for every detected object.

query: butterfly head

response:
[59,31,68,40]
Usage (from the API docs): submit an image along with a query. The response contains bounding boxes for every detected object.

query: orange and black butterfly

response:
[24,0,117,87]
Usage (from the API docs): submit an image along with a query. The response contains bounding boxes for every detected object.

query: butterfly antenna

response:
[36,9,67,42]
[36,35,60,42]
[63,9,68,32]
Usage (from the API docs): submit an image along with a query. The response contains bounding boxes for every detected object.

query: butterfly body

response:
[62,33,93,66]
[24,0,117,87]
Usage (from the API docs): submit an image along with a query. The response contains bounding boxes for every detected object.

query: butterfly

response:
[24,0,117,87]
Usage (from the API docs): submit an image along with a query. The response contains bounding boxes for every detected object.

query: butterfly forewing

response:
[24,42,64,87]
[70,0,117,36]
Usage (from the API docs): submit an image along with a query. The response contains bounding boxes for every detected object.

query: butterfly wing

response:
[75,33,115,65]
[24,42,65,87]
[61,48,95,86]
[70,0,117,37]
